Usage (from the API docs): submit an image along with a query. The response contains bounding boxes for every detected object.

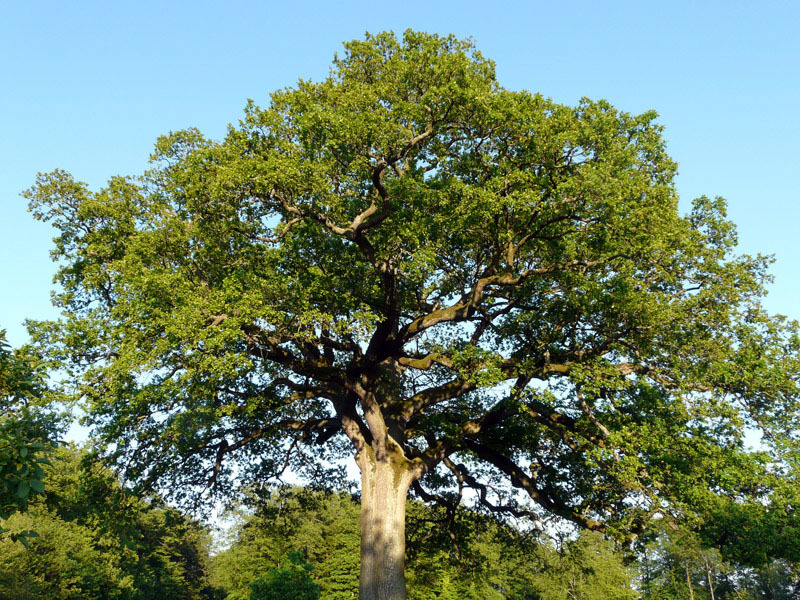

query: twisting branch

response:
[204,416,342,490]
[577,389,611,440]
[397,256,626,343]
[444,457,542,522]
[462,439,607,532]
[241,323,345,384]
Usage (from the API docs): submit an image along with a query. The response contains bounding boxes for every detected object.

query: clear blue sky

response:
[2,0,798,347]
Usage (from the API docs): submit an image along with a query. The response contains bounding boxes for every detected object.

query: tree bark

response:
[358,445,414,600]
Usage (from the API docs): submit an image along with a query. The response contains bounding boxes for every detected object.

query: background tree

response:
[0,446,222,600]
[212,488,361,600]
[0,329,60,543]
[520,530,637,600]
[213,487,648,600]
[404,499,543,599]
[638,524,800,600]
[26,30,800,599]
[247,551,321,600]
[638,526,722,600]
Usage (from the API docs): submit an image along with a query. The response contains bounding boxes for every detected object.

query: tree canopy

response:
[25,30,800,599]
[247,551,321,600]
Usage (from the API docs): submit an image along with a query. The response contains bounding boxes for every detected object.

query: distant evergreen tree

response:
[523,531,637,600]
[638,524,800,600]
[212,488,360,599]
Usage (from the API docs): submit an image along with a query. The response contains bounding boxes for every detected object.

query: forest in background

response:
[1,446,797,600]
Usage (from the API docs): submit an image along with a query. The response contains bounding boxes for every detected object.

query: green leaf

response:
[16,479,30,498]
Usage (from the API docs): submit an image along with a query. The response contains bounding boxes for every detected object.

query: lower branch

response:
[462,439,607,532]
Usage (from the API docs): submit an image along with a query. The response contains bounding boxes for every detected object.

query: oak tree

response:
[26,30,800,600]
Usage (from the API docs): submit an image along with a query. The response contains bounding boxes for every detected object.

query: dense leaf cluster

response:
[247,551,321,600]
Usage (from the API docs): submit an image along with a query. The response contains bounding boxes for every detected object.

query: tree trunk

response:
[704,555,716,600]
[358,447,414,600]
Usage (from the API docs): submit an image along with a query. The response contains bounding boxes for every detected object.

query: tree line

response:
[1,446,797,599]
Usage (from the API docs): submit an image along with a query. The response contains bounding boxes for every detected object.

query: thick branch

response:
[331,393,371,455]
[398,257,623,342]
[462,439,607,532]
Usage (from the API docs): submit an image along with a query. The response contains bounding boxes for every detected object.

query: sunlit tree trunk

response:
[704,555,716,600]
[685,564,696,600]
[358,445,414,600]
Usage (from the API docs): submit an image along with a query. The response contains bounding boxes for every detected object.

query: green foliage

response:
[405,500,540,599]
[697,483,800,566]
[0,509,133,599]
[24,29,800,589]
[248,551,320,600]
[638,524,799,600]
[525,531,637,600]
[0,446,222,600]
[0,329,61,545]
[212,488,360,600]
[215,487,800,599]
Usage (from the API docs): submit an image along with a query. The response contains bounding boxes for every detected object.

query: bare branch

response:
[444,457,543,522]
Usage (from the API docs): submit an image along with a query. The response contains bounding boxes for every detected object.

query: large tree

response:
[26,30,800,600]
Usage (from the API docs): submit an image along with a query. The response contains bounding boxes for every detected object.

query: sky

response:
[2,0,799,349]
